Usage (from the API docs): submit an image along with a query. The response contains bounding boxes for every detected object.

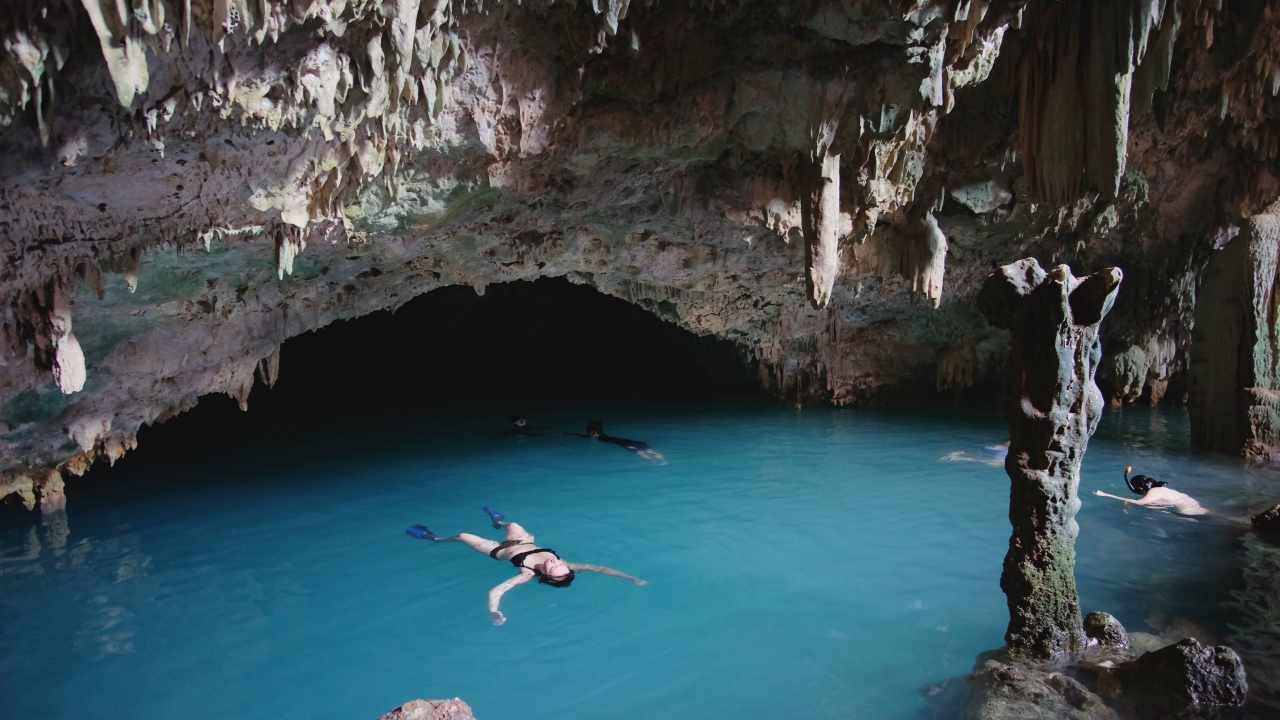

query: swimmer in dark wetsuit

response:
[503,416,542,437]
[586,420,649,451]
[407,506,647,626]
[565,420,664,461]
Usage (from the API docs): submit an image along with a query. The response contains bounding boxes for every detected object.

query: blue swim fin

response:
[406,524,440,541]
[483,506,506,529]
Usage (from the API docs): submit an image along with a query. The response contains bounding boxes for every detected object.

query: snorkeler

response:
[1094,465,1207,516]
[1122,465,1167,494]
[939,441,1008,468]
[569,420,664,460]
[587,420,647,450]
[406,506,647,626]
[504,416,543,436]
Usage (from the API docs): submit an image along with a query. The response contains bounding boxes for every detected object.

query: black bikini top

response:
[509,548,559,573]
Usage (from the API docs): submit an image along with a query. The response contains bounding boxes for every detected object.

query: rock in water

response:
[1113,639,1247,718]
[978,259,1122,661]
[966,657,1118,720]
[1252,504,1280,538]
[378,698,475,720]
[1084,612,1129,651]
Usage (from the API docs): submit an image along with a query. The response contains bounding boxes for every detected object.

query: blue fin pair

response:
[405,524,440,541]
[407,507,504,539]
[484,506,506,529]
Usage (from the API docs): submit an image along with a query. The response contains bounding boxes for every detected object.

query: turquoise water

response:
[1,404,1275,719]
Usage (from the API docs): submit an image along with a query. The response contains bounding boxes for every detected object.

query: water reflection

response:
[0,509,150,664]
[1226,535,1280,714]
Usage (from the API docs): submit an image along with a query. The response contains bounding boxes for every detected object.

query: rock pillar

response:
[1189,214,1280,463]
[978,258,1122,660]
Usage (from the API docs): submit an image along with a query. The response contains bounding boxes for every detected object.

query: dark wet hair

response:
[539,569,575,587]
[586,420,604,436]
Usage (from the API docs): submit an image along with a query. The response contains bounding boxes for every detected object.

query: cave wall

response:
[1190,212,1280,463]
[0,0,1278,507]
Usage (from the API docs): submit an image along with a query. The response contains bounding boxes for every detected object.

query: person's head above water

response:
[1124,465,1166,495]
[535,556,575,587]
[586,420,604,438]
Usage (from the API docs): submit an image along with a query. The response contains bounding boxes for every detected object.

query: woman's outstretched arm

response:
[568,562,648,586]
[1095,489,1143,505]
[487,572,535,625]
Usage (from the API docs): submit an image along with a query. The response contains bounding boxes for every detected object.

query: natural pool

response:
[2,404,1276,719]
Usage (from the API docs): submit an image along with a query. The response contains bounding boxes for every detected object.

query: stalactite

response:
[275,226,304,280]
[38,468,65,514]
[907,212,946,308]
[1017,0,1180,204]
[79,0,153,109]
[256,348,281,389]
[10,276,87,395]
[936,341,977,393]
[800,121,841,310]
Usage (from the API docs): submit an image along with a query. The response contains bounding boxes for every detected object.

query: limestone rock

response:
[0,472,36,511]
[950,179,1012,215]
[978,259,1122,660]
[1112,639,1248,718]
[1190,214,1280,463]
[966,657,1118,720]
[37,468,65,514]
[378,698,475,720]
[1253,504,1280,538]
[1084,612,1129,651]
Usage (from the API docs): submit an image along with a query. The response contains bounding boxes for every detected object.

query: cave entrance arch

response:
[28,277,764,502]
[260,276,763,415]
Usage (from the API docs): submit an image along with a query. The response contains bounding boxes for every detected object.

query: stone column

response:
[1189,214,1280,463]
[978,259,1122,661]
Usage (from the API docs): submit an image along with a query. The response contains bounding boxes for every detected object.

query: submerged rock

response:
[966,657,1118,720]
[1084,612,1129,651]
[1251,504,1280,538]
[1112,639,1248,718]
[378,698,475,720]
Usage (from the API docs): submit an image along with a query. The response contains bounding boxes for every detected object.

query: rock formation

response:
[1083,612,1128,652]
[966,656,1118,720]
[378,698,475,720]
[1253,504,1280,538]
[1190,213,1280,463]
[1111,639,1248,719]
[978,259,1121,661]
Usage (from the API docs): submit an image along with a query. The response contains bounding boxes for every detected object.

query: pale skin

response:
[443,521,647,625]
[1093,488,1209,516]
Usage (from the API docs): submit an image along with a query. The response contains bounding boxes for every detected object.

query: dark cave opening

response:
[262,276,762,413]
[67,277,764,484]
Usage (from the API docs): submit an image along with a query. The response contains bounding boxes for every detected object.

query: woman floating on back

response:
[1094,465,1208,516]
[407,507,647,626]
